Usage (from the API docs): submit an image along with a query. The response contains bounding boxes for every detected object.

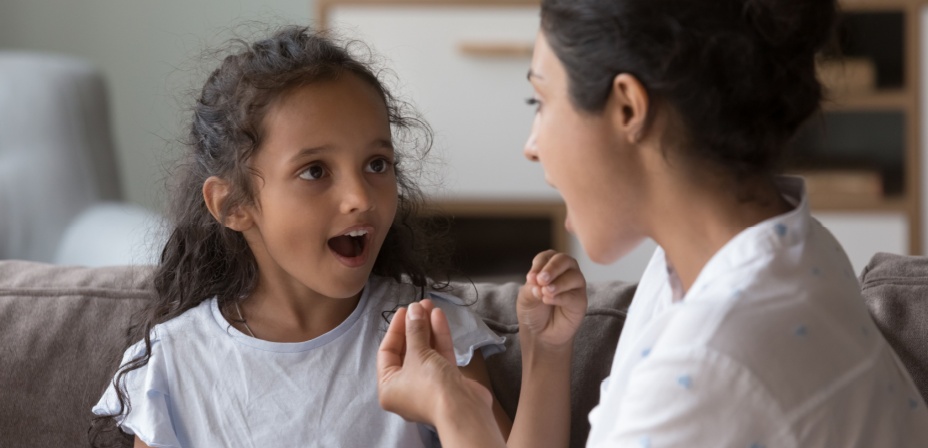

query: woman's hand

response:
[518,250,588,351]
[377,300,495,428]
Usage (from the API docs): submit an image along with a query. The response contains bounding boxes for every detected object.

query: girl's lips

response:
[330,245,369,268]
[328,230,372,268]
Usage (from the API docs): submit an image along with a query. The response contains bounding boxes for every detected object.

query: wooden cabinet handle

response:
[457,42,534,58]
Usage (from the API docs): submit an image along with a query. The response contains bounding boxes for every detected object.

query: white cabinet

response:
[329,5,548,199]
[816,212,908,275]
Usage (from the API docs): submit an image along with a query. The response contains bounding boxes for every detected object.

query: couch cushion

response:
[450,280,634,448]
[0,260,634,448]
[0,261,151,447]
[859,252,928,404]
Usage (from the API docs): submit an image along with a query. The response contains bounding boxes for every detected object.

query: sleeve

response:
[428,291,507,366]
[588,348,796,448]
[92,333,182,448]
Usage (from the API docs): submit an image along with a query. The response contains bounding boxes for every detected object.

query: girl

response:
[90,26,511,447]
[377,0,928,446]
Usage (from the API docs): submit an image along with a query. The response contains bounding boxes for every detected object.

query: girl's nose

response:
[340,175,374,214]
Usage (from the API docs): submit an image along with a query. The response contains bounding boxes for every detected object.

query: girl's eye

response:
[525,97,542,113]
[366,157,393,174]
[299,164,326,180]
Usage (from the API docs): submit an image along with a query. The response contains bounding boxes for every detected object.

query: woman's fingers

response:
[430,307,456,365]
[539,266,586,301]
[404,302,433,354]
[526,249,558,284]
[535,252,579,287]
[378,307,407,383]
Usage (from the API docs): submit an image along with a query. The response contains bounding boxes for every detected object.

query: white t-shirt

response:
[93,275,505,448]
[586,177,928,447]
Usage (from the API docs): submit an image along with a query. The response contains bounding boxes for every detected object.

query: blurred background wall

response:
[0,0,314,211]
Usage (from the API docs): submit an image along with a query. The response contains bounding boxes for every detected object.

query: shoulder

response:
[365,275,423,310]
[151,298,217,342]
[614,346,796,447]
[429,289,507,366]
[117,299,217,366]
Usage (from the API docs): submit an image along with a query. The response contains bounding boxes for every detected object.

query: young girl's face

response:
[524,32,648,264]
[243,73,398,301]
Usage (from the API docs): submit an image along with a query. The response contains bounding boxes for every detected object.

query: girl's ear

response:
[608,73,650,144]
[203,176,253,231]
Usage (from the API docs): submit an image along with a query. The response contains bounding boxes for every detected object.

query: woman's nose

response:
[524,115,540,162]
[523,131,539,162]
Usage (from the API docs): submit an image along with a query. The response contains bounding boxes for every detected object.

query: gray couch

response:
[1,253,926,447]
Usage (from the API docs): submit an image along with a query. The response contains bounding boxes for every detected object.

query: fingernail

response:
[408,303,423,320]
[538,273,551,284]
[545,284,556,293]
[532,286,541,299]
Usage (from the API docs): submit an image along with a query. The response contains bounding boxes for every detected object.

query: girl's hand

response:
[518,250,588,351]
[377,300,494,426]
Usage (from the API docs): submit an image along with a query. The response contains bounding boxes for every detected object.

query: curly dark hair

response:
[540,0,837,184]
[89,25,448,446]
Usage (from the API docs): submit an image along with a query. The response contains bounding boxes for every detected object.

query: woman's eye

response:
[299,164,326,180]
[366,158,393,174]
[525,97,542,113]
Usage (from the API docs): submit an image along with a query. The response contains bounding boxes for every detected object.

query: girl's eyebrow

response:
[289,139,394,163]
[526,69,544,81]
[289,146,330,163]
[374,138,395,152]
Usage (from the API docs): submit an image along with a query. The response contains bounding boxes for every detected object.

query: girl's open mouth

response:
[327,229,370,266]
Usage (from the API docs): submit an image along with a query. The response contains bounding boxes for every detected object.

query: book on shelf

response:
[793,169,883,201]
[817,57,877,95]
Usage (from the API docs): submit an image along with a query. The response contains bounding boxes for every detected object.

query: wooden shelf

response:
[421,199,568,253]
[808,195,910,213]
[839,0,921,11]
[458,41,534,58]
[822,90,910,112]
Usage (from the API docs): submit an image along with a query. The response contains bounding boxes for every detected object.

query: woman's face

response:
[524,32,647,264]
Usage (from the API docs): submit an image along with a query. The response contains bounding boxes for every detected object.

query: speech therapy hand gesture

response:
[518,250,588,351]
[377,300,495,429]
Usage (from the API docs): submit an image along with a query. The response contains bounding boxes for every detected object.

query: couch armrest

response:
[859,252,928,404]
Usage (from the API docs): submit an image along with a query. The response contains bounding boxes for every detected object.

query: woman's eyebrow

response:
[526,69,544,81]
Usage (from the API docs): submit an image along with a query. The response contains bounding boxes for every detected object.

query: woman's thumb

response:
[405,302,432,353]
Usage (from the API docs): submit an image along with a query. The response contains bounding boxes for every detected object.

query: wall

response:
[0,0,314,211]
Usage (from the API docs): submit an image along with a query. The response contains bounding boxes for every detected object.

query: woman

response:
[377,0,928,446]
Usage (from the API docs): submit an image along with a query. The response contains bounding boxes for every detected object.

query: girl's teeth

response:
[345,230,368,237]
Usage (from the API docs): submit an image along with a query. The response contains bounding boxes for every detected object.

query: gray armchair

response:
[0,51,164,266]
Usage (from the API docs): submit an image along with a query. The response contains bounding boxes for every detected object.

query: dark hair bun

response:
[541,0,839,182]
[744,0,837,55]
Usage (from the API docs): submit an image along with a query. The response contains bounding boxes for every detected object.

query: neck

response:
[647,175,792,294]
[234,276,363,343]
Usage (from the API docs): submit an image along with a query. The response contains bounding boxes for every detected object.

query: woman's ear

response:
[203,176,253,231]
[608,73,650,144]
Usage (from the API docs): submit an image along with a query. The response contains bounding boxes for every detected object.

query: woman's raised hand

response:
[518,250,588,351]
[377,300,499,442]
